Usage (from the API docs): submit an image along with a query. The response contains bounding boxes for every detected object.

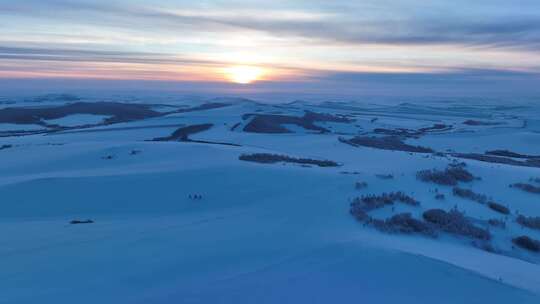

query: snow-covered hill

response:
[1,97,539,303]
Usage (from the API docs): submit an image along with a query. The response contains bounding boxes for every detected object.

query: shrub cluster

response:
[454,153,540,168]
[452,187,509,214]
[349,192,420,220]
[510,183,540,194]
[352,206,494,244]
[239,153,339,167]
[153,123,213,141]
[422,208,491,240]
[340,171,360,175]
[371,213,436,237]
[452,187,487,203]
[373,124,450,138]
[487,202,510,215]
[512,236,540,252]
[340,136,434,153]
[242,111,348,134]
[70,219,94,225]
[350,208,370,222]
[357,208,492,241]
[485,150,535,159]
[357,192,419,209]
[417,165,474,186]
[516,215,540,230]
[463,120,501,126]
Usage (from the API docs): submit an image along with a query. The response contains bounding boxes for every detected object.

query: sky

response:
[1,0,540,98]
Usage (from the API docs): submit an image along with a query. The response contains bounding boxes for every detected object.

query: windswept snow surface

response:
[1,97,540,303]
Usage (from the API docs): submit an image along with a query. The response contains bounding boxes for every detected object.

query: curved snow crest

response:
[351,229,540,295]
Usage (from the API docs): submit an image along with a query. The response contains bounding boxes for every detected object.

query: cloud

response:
[205,16,540,51]
[2,0,540,50]
[1,0,540,97]
[0,46,219,66]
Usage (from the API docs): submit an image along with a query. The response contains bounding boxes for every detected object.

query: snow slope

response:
[1,97,539,303]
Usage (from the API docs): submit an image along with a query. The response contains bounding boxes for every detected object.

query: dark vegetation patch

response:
[371,213,436,237]
[452,187,509,214]
[463,120,503,126]
[373,124,451,138]
[0,102,230,137]
[340,171,360,175]
[416,164,474,186]
[344,141,540,169]
[510,183,540,194]
[418,124,452,133]
[0,102,161,125]
[488,202,510,215]
[422,208,491,240]
[339,136,434,153]
[347,183,493,245]
[186,139,242,147]
[0,144,12,150]
[453,153,540,168]
[152,123,240,146]
[351,199,491,241]
[243,114,324,133]
[239,153,339,167]
[242,110,353,134]
[152,124,213,141]
[512,236,540,252]
[517,215,540,230]
[70,219,94,225]
[349,192,420,221]
[452,187,487,204]
[486,150,540,159]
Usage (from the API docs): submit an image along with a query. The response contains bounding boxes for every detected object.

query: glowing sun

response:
[225,65,264,84]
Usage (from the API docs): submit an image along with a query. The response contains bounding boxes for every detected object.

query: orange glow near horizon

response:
[224,66,265,84]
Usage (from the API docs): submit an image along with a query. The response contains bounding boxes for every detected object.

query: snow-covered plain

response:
[1,97,540,303]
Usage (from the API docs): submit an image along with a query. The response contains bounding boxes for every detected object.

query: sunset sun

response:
[225,65,264,84]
